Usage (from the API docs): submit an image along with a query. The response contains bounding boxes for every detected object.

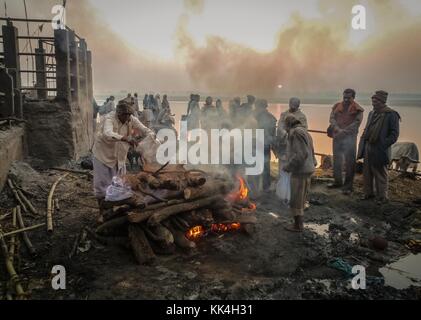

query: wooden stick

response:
[16,188,37,215]
[0,231,26,298]
[9,207,17,264]
[2,223,46,237]
[47,173,69,233]
[16,206,36,256]
[152,161,170,177]
[7,179,28,213]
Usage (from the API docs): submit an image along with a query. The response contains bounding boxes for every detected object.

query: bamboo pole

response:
[0,231,26,298]
[3,223,46,237]
[9,207,17,264]
[7,179,28,213]
[16,206,36,256]
[47,173,69,233]
[16,188,38,215]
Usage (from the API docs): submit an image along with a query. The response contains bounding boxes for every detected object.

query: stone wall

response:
[0,125,25,189]
[23,97,93,168]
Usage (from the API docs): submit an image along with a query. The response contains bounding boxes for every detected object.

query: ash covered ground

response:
[1,160,421,300]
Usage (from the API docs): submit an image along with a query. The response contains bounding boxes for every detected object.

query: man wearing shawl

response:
[357,90,400,203]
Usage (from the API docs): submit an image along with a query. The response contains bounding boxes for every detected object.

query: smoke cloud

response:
[177,0,421,96]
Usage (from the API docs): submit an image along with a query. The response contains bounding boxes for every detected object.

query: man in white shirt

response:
[92,100,156,223]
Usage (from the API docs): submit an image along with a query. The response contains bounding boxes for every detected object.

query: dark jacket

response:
[284,124,317,175]
[255,109,277,146]
[357,107,400,167]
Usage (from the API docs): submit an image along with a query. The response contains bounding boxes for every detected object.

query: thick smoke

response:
[177,0,421,96]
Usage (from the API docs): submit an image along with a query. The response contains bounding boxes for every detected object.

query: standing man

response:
[254,99,277,192]
[283,116,317,232]
[92,100,157,223]
[357,90,400,204]
[275,97,308,171]
[328,89,364,194]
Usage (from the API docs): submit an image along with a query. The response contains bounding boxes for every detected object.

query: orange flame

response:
[185,223,242,241]
[211,223,241,233]
[185,225,205,241]
[227,175,249,202]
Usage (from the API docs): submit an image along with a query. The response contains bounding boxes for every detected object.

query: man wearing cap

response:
[92,100,157,223]
[357,90,400,203]
[328,89,364,194]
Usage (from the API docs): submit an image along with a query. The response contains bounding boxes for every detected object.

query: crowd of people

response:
[93,92,176,134]
[91,89,401,231]
[184,90,400,233]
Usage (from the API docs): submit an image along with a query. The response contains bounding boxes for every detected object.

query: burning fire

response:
[185,225,205,241]
[185,223,242,241]
[185,175,256,242]
[226,175,249,202]
[211,223,241,233]
[226,175,257,211]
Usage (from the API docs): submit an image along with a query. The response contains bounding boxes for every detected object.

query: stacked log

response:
[96,164,256,264]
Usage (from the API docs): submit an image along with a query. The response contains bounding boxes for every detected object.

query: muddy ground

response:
[1,160,421,300]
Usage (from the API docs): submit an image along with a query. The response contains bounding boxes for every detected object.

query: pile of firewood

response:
[95,164,257,264]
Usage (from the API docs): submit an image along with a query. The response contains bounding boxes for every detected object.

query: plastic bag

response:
[276,170,291,204]
[105,176,133,202]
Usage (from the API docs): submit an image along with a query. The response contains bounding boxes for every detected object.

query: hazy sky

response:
[88,0,421,60]
[3,0,421,95]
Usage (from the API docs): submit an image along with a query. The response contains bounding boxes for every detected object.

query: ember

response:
[185,225,205,241]
[211,222,241,233]
[185,223,242,241]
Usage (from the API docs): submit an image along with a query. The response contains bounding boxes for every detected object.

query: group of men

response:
[276,89,400,232]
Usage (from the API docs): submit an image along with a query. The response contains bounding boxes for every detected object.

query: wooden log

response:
[16,206,36,256]
[128,224,155,265]
[95,216,128,235]
[127,199,186,224]
[167,223,196,249]
[184,181,233,200]
[185,171,207,187]
[47,173,69,233]
[85,227,129,248]
[147,195,223,226]
[7,179,28,213]
[102,197,145,210]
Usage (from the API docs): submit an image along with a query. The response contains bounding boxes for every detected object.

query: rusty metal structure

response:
[0,17,93,118]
